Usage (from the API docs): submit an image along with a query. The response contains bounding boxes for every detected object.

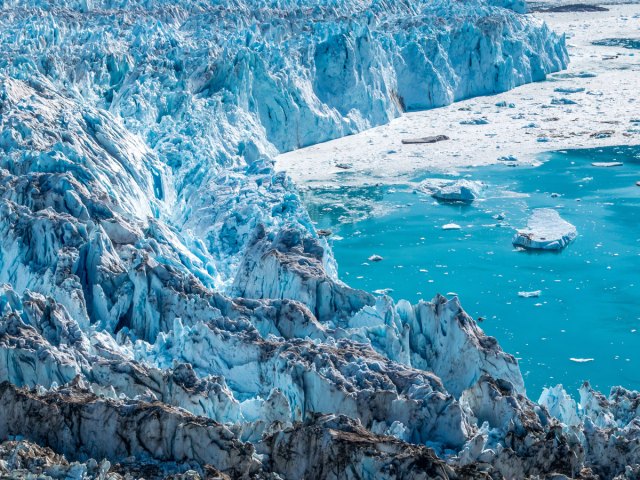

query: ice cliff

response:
[1,0,637,479]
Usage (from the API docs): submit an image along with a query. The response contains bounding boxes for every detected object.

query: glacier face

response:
[1,0,638,479]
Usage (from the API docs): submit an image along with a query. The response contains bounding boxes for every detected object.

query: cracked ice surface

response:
[0,0,638,478]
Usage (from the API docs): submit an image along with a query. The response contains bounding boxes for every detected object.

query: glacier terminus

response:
[0,0,639,479]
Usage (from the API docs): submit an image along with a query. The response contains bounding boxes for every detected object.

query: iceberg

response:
[512,208,577,250]
[518,290,541,298]
[592,161,623,167]
[419,179,484,203]
[442,223,462,230]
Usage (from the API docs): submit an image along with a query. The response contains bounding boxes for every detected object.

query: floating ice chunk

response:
[442,223,461,230]
[538,4,607,12]
[518,290,541,298]
[590,130,615,138]
[512,208,577,251]
[460,118,489,125]
[592,38,640,49]
[368,254,384,262]
[373,288,394,295]
[552,71,597,78]
[553,87,585,94]
[592,161,623,167]
[419,179,483,203]
[551,97,577,105]
[401,135,449,144]
[570,358,594,363]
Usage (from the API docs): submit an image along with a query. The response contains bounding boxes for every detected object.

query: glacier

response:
[0,0,639,479]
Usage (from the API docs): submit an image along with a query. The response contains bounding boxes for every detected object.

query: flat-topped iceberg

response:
[419,179,484,203]
[513,208,577,250]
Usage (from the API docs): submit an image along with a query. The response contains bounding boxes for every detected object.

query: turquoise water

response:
[305,146,640,398]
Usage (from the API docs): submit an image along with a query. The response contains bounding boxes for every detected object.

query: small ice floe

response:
[553,71,597,79]
[498,155,518,162]
[518,290,541,298]
[513,208,577,251]
[590,130,615,139]
[551,97,577,105]
[368,254,383,262]
[554,87,585,94]
[636,181,640,187]
[442,223,461,230]
[335,162,353,169]
[592,161,623,167]
[446,292,458,296]
[401,135,449,144]
[316,229,332,237]
[570,358,594,363]
[373,288,394,295]
[539,3,607,12]
[460,118,489,125]
[418,179,483,203]
[593,38,640,49]
[495,100,516,108]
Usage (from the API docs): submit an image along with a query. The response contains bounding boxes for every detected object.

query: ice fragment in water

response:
[513,209,577,251]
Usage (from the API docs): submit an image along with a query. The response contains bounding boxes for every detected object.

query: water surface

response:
[305,146,640,398]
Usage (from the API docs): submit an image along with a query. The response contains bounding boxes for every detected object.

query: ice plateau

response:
[0,0,638,479]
